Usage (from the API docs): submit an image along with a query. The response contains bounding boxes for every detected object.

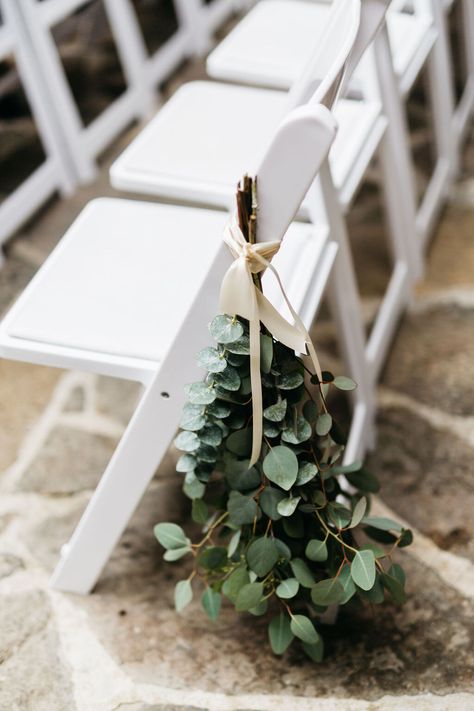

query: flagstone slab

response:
[17,425,117,494]
[0,360,63,473]
[367,405,474,563]
[382,303,474,417]
[96,375,143,426]
[0,590,75,711]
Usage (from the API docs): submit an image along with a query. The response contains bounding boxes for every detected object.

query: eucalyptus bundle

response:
[154,177,412,661]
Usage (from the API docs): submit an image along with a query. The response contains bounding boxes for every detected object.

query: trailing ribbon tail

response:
[220,220,323,467]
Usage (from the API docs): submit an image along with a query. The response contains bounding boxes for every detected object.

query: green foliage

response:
[155,313,412,662]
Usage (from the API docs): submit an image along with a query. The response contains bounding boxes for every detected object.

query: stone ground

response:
[1,23,474,711]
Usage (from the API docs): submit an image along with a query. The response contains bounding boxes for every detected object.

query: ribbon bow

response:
[220,219,323,466]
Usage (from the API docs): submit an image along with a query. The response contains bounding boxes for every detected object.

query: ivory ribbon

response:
[220,219,323,466]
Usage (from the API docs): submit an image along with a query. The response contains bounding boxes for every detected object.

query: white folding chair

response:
[0,102,351,594]
[111,0,416,390]
[206,0,456,251]
[0,0,75,256]
[174,0,255,55]
[15,0,179,184]
[443,0,474,167]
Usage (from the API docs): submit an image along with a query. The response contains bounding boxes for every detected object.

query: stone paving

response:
[1,49,474,711]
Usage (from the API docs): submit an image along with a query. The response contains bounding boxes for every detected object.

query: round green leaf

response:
[263,446,298,491]
[263,398,287,422]
[179,406,206,432]
[277,496,301,517]
[225,459,261,492]
[290,615,319,645]
[213,365,241,391]
[235,582,264,612]
[196,347,227,373]
[349,497,367,529]
[201,588,221,621]
[302,638,324,663]
[295,461,318,486]
[186,382,216,405]
[226,428,253,457]
[327,502,352,528]
[305,538,328,562]
[333,375,357,391]
[338,564,356,604]
[154,522,189,550]
[350,550,376,591]
[246,537,279,577]
[303,400,318,422]
[176,454,197,473]
[210,315,244,344]
[281,416,312,444]
[275,578,299,599]
[174,430,199,453]
[174,579,193,613]
[290,558,315,588]
[199,424,223,447]
[199,546,228,570]
[279,371,304,390]
[191,498,208,524]
[362,516,403,532]
[164,546,191,562]
[249,599,268,616]
[316,413,332,436]
[227,529,241,557]
[268,614,294,655]
[226,332,250,354]
[345,468,380,493]
[260,487,286,520]
[227,491,258,526]
[183,471,206,500]
[310,577,345,605]
[260,334,273,374]
[222,566,250,603]
[207,400,232,418]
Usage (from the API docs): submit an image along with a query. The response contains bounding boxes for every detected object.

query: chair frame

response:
[0,0,75,255]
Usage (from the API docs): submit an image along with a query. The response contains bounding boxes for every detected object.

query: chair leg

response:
[316,163,377,463]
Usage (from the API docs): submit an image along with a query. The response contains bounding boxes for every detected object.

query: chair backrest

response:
[287,0,390,110]
[255,103,337,244]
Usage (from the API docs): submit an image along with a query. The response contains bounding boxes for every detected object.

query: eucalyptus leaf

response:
[276,578,299,599]
[226,428,253,457]
[179,408,206,431]
[350,550,376,591]
[201,588,221,621]
[260,334,273,374]
[227,491,258,526]
[279,371,304,390]
[268,614,294,655]
[249,600,268,616]
[262,446,298,491]
[222,566,249,602]
[246,537,279,577]
[277,496,301,517]
[349,497,367,529]
[303,400,318,422]
[154,523,189,550]
[333,375,357,391]
[235,582,264,612]
[225,459,261,492]
[198,546,228,570]
[206,400,232,418]
[295,461,318,486]
[259,487,286,520]
[305,538,328,562]
[214,365,241,391]
[264,422,281,437]
[191,498,208,524]
[345,468,380,493]
[338,564,356,604]
[281,416,312,444]
[174,579,193,613]
[196,346,227,373]
[361,542,386,558]
[174,430,199,453]
[381,572,407,604]
[290,615,319,645]
[362,516,403,532]
[311,577,345,606]
[210,315,243,344]
[290,558,315,588]
[316,414,332,436]
[164,546,191,562]
[263,398,287,422]
[226,332,250,354]
[183,471,206,500]
[227,529,241,557]
[176,454,197,473]
[187,382,216,406]
[327,502,352,528]
[199,424,223,447]
[197,444,218,463]
[302,638,324,663]
[358,574,385,603]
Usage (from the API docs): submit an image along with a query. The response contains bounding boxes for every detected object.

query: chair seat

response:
[110,81,382,209]
[206,0,433,90]
[0,198,330,375]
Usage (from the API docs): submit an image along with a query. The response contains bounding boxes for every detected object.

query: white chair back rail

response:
[0,0,75,252]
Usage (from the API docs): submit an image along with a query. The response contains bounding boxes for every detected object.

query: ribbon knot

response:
[220,219,323,467]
